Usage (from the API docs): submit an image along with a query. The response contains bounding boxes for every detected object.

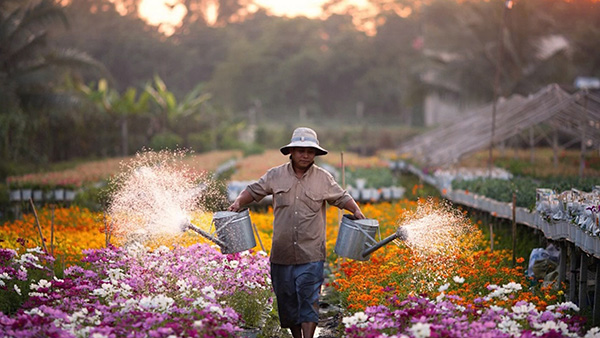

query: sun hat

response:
[280,127,328,156]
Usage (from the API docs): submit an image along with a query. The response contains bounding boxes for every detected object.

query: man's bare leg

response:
[301,322,318,338]
[290,325,303,338]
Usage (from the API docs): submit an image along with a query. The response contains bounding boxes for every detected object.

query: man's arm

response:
[228,189,255,212]
[343,199,365,219]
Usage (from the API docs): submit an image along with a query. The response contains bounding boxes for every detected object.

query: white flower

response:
[13,284,21,296]
[28,292,45,298]
[559,301,580,312]
[30,279,51,291]
[209,305,224,316]
[343,311,369,328]
[453,276,465,284]
[512,302,536,315]
[438,283,450,292]
[106,268,126,281]
[91,333,109,338]
[490,305,505,312]
[584,327,600,338]
[498,318,521,335]
[228,260,239,269]
[436,292,445,302]
[532,320,569,335]
[25,308,44,317]
[502,282,522,291]
[0,272,10,280]
[201,285,217,300]
[409,322,431,338]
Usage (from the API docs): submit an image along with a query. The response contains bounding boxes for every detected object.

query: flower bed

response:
[0,244,271,337]
[333,200,599,337]
[2,200,600,337]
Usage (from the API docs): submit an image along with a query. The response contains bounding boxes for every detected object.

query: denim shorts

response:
[271,261,324,328]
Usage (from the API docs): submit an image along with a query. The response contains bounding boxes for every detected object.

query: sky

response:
[138,0,369,33]
[139,0,332,27]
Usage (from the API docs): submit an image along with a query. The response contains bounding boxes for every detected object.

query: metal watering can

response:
[181,208,257,254]
[334,214,407,261]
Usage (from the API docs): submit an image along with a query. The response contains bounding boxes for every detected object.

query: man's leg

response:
[295,262,324,338]
[272,264,300,333]
[301,321,318,338]
[290,325,303,338]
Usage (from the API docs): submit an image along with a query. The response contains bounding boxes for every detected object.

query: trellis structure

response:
[398,84,600,171]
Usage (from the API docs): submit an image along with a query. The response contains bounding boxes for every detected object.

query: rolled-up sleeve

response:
[246,171,273,202]
[324,174,352,208]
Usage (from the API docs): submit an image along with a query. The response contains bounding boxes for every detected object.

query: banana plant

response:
[144,75,212,140]
[78,79,150,156]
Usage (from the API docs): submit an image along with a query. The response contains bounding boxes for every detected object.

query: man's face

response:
[290,147,316,170]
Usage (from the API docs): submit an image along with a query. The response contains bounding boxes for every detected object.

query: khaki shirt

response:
[246,162,352,265]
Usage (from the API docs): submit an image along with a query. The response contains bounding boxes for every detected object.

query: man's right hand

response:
[228,189,253,212]
[228,201,241,212]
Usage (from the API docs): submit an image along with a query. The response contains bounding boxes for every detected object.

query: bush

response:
[345,167,396,188]
[452,176,596,209]
[188,131,216,152]
[149,132,184,150]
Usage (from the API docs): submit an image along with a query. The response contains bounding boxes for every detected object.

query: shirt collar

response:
[287,161,315,178]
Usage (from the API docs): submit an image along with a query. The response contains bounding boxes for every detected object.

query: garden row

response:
[2,202,599,337]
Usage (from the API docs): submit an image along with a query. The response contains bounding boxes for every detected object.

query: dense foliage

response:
[2,0,600,176]
[452,176,599,209]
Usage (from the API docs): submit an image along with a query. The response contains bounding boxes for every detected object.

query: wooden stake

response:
[50,205,55,257]
[512,191,516,267]
[252,222,266,252]
[29,198,48,254]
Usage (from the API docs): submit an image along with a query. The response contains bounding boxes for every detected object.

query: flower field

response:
[2,200,600,337]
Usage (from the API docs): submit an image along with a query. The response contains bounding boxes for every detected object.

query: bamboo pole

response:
[252,222,266,252]
[29,198,48,254]
[50,205,55,257]
[104,212,111,248]
[512,191,516,267]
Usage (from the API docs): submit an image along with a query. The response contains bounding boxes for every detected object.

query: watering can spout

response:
[182,222,227,248]
[360,227,408,258]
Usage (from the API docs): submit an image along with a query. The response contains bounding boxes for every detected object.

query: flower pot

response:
[21,189,32,201]
[33,190,44,201]
[45,190,54,201]
[360,189,372,201]
[54,189,65,201]
[576,228,585,248]
[381,187,392,200]
[568,224,578,243]
[392,187,405,199]
[65,190,76,201]
[584,233,595,255]
[349,187,360,200]
[9,190,21,202]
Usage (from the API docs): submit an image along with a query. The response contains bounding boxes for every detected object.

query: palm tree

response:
[0,0,107,163]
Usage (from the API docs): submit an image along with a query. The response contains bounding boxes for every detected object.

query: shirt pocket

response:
[304,189,324,213]
[273,184,292,209]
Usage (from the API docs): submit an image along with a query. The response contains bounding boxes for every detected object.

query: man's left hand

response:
[354,209,366,220]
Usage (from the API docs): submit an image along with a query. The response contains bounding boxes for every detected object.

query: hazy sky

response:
[139,0,333,27]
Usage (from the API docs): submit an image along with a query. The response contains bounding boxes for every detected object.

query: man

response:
[228,127,365,338]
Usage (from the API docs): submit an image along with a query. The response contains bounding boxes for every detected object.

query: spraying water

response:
[396,198,474,257]
[107,149,223,244]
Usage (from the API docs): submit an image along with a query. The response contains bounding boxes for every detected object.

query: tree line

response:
[1,0,599,179]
